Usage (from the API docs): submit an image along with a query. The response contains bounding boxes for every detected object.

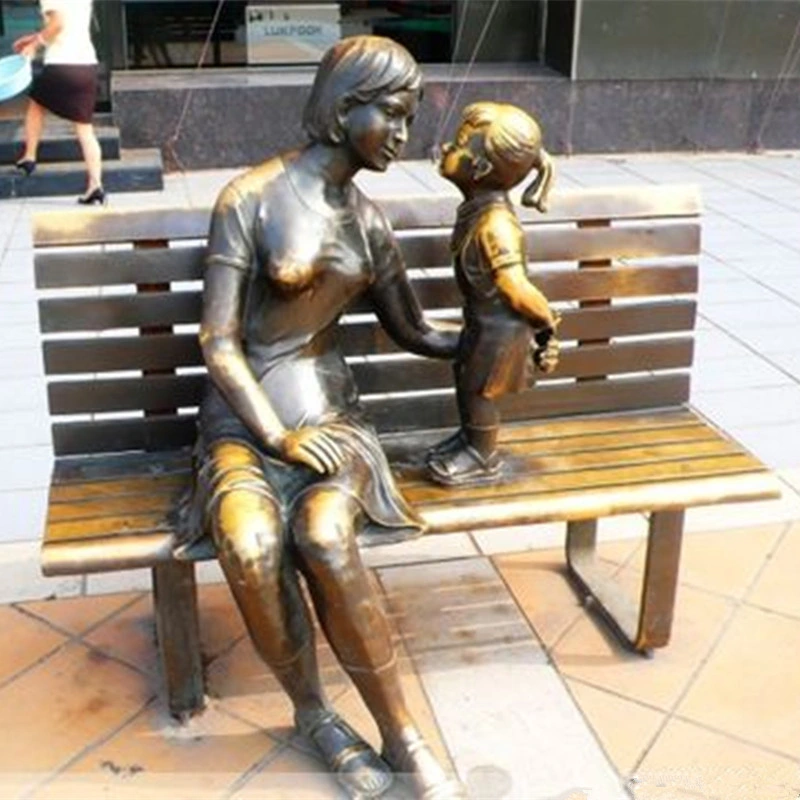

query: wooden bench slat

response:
[39,291,202,333]
[33,207,211,247]
[342,301,697,356]
[365,374,691,432]
[52,449,192,483]
[31,186,701,248]
[49,472,189,503]
[419,472,780,535]
[395,222,701,268]
[348,263,697,314]
[52,416,197,457]
[35,247,205,289]
[352,338,693,394]
[49,374,206,415]
[43,333,202,375]
[379,185,702,228]
[404,453,764,506]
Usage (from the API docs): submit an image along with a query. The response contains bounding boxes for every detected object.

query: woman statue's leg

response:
[208,443,391,798]
[293,486,465,799]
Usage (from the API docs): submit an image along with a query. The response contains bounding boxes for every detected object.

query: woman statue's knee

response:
[292,489,355,571]
[215,490,284,579]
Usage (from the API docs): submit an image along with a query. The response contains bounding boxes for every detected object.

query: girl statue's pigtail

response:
[521,147,554,212]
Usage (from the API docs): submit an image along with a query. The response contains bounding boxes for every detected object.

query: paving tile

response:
[230,744,345,799]
[0,486,48,545]
[675,523,785,599]
[196,582,247,663]
[551,580,732,712]
[84,595,160,676]
[33,701,275,800]
[690,356,792,394]
[0,540,81,604]
[684,488,800,533]
[727,421,800,469]
[21,592,141,637]
[692,384,800,431]
[206,634,350,737]
[631,718,800,800]
[564,679,665,777]
[494,538,641,650]
[0,643,151,791]
[0,605,66,685]
[361,531,478,569]
[677,604,800,759]
[380,558,627,800]
[747,521,800,618]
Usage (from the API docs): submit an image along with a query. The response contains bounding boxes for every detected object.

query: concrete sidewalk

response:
[1,152,799,799]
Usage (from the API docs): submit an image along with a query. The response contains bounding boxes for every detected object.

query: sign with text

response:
[246,4,341,64]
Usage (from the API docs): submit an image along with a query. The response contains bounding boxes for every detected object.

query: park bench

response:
[33,183,781,719]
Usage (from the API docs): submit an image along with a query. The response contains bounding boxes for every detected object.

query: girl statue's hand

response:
[279,427,345,475]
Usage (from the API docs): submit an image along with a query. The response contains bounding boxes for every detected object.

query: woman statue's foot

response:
[296,709,393,799]
[383,732,467,800]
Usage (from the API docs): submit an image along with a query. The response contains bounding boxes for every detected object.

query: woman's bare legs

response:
[209,443,390,797]
[293,486,464,798]
[73,121,103,193]
[19,99,45,163]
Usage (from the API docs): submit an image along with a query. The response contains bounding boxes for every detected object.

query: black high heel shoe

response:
[15,159,36,177]
[77,187,106,206]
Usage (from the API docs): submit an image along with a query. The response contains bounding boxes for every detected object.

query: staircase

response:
[0,113,163,199]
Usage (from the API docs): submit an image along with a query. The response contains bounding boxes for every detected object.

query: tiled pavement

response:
[2,152,800,799]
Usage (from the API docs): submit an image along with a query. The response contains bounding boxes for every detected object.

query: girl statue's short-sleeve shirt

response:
[40,0,97,65]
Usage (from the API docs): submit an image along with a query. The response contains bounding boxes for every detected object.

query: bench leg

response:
[565,510,685,654]
[152,561,206,720]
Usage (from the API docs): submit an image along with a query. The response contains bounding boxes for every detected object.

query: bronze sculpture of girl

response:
[178,35,464,800]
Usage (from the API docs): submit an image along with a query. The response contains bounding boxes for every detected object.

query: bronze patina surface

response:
[426,102,561,486]
[182,35,464,800]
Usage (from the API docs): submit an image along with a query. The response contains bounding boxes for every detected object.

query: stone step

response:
[0,124,121,164]
[0,148,164,199]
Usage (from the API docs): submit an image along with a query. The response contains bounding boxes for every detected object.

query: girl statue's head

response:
[445,102,555,211]
[303,35,422,145]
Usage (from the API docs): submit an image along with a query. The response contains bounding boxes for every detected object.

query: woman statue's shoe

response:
[15,159,36,176]
[77,187,106,206]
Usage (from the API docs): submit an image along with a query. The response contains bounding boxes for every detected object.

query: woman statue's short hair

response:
[303,35,422,144]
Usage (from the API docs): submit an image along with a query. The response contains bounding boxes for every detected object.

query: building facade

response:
[2,0,800,168]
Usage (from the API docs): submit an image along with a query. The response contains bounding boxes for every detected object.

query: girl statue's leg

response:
[293,486,465,799]
[208,442,391,798]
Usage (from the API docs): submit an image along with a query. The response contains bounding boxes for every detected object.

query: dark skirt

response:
[29,64,97,123]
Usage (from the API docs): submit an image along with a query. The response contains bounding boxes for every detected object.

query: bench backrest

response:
[33,184,701,457]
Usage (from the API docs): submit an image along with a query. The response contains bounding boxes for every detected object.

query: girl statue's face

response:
[439,121,489,191]
[342,89,419,171]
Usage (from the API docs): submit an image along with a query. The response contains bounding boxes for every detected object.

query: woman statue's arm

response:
[201,188,343,475]
[366,203,460,359]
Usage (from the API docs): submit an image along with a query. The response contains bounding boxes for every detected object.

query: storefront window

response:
[122,1,455,69]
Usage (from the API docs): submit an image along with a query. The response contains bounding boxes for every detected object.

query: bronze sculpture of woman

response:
[179,35,464,800]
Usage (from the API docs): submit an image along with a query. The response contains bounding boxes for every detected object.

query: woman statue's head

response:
[303,35,422,146]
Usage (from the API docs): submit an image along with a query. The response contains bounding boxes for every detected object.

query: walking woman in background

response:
[13,0,105,205]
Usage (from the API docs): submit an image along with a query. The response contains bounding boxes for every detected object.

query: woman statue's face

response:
[342,89,419,171]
